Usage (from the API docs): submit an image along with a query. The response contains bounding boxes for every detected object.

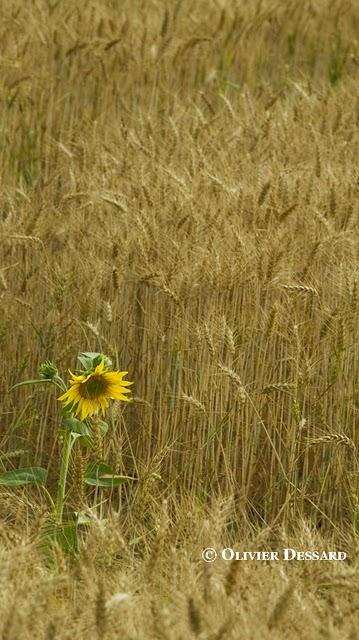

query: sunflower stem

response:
[55,429,74,524]
[54,375,67,392]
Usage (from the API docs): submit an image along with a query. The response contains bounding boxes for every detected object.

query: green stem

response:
[54,375,67,392]
[55,429,73,524]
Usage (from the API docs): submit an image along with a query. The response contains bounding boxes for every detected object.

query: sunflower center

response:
[79,375,108,399]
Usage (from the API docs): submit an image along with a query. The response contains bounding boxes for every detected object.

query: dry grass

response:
[1,498,359,639]
[1,0,359,636]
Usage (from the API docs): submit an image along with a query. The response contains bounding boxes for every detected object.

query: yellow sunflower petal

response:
[116,394,131,402]
[108,388,131,399]
[58,388,78,405]
[103,373,133,387]
[57,390,70,402]
[68,370,87,383]
[99,396,109,415]
[93,360,106,375]
[79,400,92,420]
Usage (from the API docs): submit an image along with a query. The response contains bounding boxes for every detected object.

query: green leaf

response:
[55,522,79,554]
[62,417,91,436]
[84,462,135,487]
[40,520,79,562]
[77,354,95,370]
[0,466,48,486]
[62,418,108,436]
[78,352,112,371]
[97,420,109,435]
[62,419,109,449]
[80,351,103,360]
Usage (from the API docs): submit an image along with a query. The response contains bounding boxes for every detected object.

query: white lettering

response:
[222,548,234,561]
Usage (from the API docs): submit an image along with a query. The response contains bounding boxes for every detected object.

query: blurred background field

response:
[1,0,359,637]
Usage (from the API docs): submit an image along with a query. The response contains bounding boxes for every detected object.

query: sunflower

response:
[58,359,133,420]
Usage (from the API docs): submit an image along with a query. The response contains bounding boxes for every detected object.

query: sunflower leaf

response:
[84,462,135,487]
[61,419,109,448]
[77,353,96,370]
[78,352,112,371]
[97,420,109,435]
[62,417,91,436]
[80,352,103,359]
[0,466,48,486]
[39,519,79,562]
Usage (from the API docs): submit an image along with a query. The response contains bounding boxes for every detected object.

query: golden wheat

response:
[0,0,359,636]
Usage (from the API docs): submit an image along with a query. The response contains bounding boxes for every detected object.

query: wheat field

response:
[1,0,359,637]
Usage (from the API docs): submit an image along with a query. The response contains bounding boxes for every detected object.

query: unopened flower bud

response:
[39,361,59,380]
